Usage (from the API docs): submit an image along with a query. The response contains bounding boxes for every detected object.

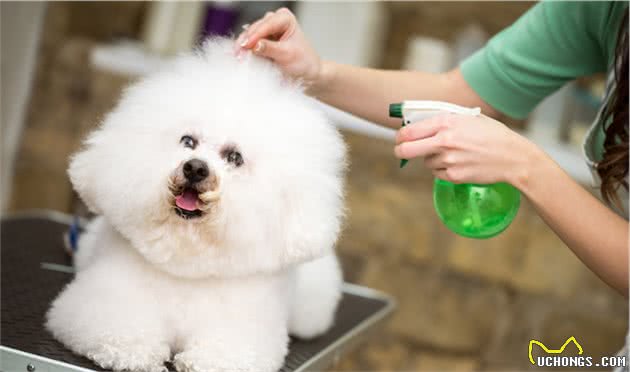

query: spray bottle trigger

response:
[400,119,408,168]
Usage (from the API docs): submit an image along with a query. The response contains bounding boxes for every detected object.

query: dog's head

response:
[69,39,346,278]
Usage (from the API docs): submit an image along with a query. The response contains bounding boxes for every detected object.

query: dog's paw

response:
[173,347,282,372]
[173,350,236,372]
[289,255,341,339]
[85,340,170,372]
[173,350,217,372]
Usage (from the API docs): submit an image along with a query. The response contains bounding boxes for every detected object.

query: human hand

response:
[235,8,323,89]
[394,113,540,187]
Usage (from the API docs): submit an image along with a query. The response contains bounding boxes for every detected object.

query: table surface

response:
[1,212,394,372]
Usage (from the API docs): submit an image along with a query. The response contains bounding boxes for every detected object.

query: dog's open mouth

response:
[174,187,203,219]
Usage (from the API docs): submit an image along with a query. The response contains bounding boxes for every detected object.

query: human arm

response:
[394,114,628,296]
[241,4,630,295]
[311,63,502,129]
[522,148,629,297]
[391,1,629,294]
[236,8,501,129]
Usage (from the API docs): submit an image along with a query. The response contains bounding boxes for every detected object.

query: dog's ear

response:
[67,132,104,214]
[271,106,347,267]
[281,186,344,265]
[278,142,346,266]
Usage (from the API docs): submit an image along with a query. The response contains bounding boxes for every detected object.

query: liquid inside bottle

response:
[432,179,520,239]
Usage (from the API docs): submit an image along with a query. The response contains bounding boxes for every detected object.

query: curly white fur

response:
[46,38,346,372]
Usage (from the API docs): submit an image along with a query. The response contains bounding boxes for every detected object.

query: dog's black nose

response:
[183,159,209,183]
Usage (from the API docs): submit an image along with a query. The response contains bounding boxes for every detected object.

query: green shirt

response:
[460,1,626,120]
[460,1,628,215]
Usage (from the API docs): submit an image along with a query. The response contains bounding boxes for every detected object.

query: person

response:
[235,2,629,297]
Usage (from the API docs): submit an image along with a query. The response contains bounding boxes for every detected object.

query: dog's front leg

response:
[46,261,171,372]
[173,318,289,372]
[173,279,290,372]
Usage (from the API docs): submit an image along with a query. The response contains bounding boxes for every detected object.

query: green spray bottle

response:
[389,101,520,239]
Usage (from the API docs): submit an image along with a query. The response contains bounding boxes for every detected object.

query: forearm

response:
[310,62,502,129]
[514,146,629,296]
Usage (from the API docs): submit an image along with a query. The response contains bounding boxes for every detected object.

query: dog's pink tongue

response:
[175,189,198,211]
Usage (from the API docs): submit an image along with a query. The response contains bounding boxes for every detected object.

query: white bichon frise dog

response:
[45,39,346,372]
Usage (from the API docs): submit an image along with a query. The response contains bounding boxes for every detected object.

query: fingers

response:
[395,114,452,145]
[394,136,442,159]
[398,145,467,184]
[249,12,293,43]
[423,154,446,169]
[394,116,454,159]
[425,151,467,168]
[237,9,295,49]
[431,168,470,184]
[241,11,274,39]
[432,169,450,182]
[251,39,290,62]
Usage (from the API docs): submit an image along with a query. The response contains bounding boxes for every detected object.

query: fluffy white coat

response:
[46,39,346,372]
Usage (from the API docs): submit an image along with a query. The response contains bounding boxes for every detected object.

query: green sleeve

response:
[460,1,626,119]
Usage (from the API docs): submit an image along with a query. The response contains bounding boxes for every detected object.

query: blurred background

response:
[1,1,627,371]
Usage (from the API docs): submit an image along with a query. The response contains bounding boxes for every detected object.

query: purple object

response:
[202,3,239,38]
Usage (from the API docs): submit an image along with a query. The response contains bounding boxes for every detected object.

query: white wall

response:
[1,2,46,212]
[295,2,387,67]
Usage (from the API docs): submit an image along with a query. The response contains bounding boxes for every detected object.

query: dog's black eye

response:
[180,135,197,149]
[221,147,244,167]
[228,151,243,166]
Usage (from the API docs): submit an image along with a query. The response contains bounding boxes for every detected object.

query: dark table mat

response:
[1,216,389,372]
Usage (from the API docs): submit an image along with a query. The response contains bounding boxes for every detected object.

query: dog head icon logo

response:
[528,336,584,365]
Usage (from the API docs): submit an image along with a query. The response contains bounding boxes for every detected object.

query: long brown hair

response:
[598,11,629,210]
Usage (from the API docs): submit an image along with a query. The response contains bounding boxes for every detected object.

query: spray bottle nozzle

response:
[389,103,403,118]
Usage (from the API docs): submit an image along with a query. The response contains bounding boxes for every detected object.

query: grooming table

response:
[1,212,395,372]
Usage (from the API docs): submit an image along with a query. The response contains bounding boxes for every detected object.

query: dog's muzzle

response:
[169,159,221,219]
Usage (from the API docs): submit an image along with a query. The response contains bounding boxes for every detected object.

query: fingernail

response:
[242,23,250,30]
[239,37,249,47]
[254,40,264,53]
